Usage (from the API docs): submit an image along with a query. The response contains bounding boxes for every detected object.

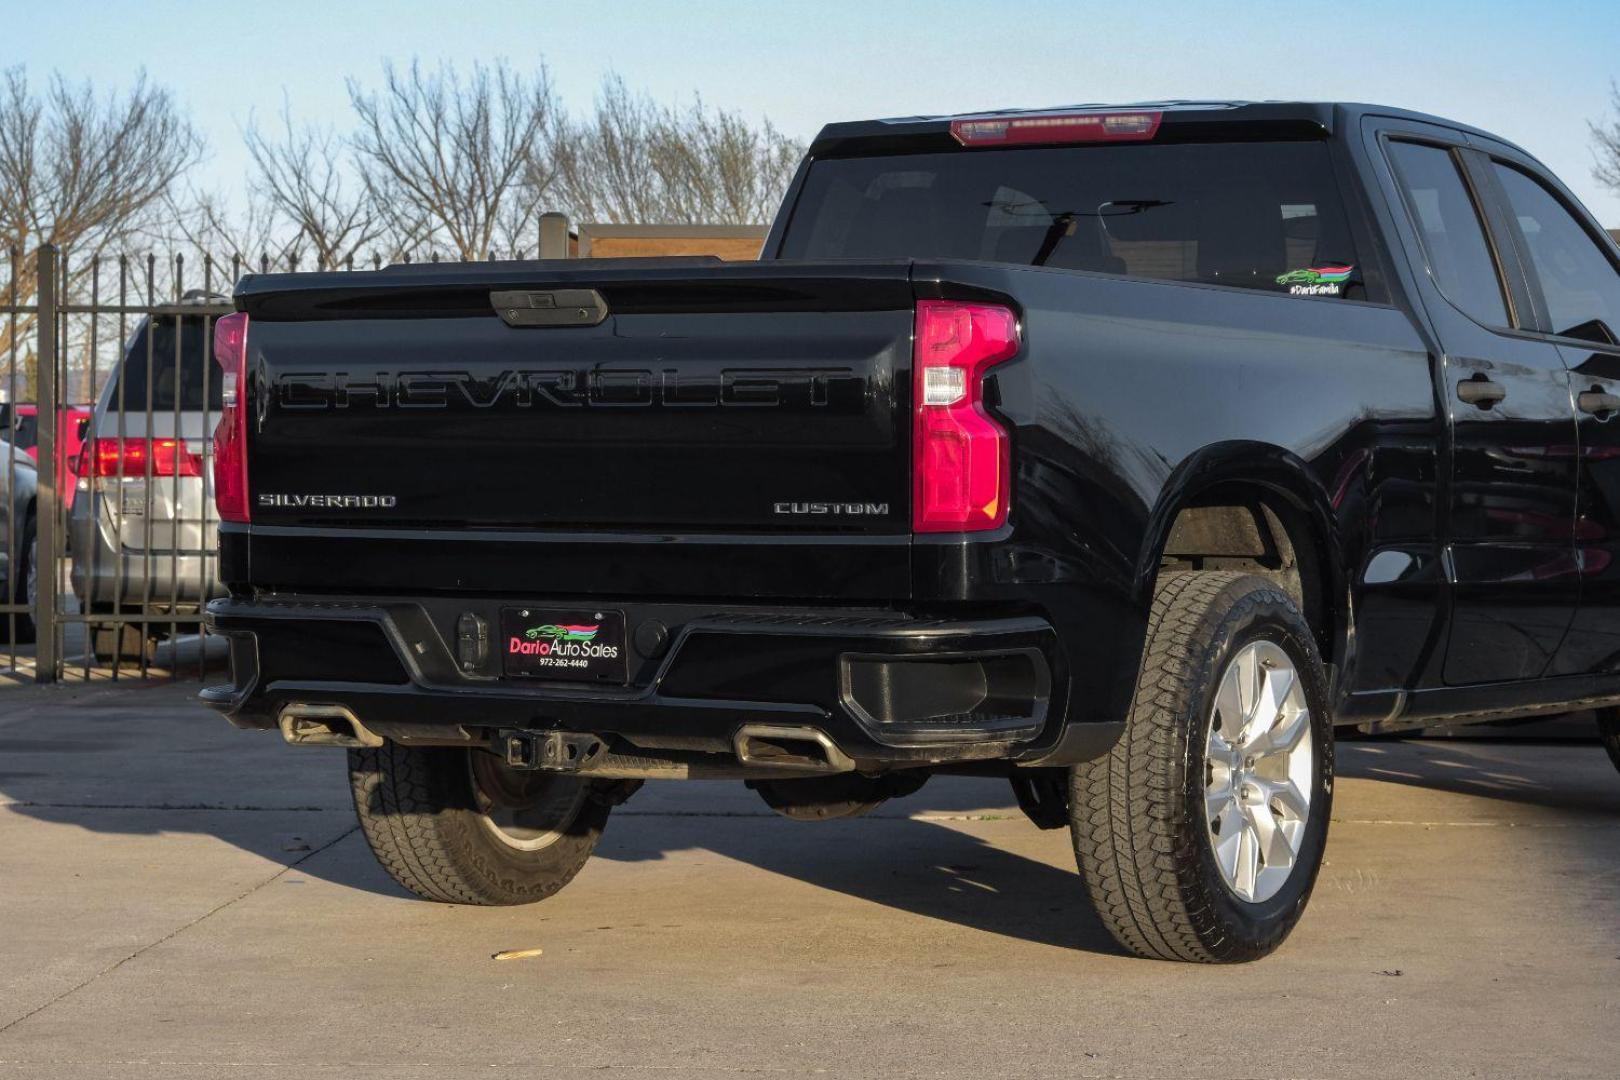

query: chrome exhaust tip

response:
[278,704,384,749]
[732,724,855,774]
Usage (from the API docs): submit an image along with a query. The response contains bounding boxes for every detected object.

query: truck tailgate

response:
[235,261,917,600]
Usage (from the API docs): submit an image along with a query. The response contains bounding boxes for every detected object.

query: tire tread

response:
[1071,570,1322,962]
[349,743,601,906]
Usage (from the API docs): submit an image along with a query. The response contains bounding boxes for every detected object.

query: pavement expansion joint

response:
[0,826,361,1039]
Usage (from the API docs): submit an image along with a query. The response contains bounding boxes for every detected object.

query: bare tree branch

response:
[1592,80,1620,198]
[347,59,558,261]
[0,56,809,316]
[549,75,802,226]
[161,182,300,274]
[0,66,203,352]
[245,97,382,269]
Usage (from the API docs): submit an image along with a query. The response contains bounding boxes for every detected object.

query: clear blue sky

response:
[11,0,1620,224]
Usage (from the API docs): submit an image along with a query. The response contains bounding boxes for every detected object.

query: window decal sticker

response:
[1275,263,1354,295]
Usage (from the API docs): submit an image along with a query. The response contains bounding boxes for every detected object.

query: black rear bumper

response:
[202,594,1119,769]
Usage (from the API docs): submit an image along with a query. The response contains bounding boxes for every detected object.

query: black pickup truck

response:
[202,101,1620,962]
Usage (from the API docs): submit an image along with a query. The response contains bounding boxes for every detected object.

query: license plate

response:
[118,481,148,516]
[500,608,627,683]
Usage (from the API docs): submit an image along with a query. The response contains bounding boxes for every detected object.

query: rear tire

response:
[349,742,609,905]
[1598,708,1620,775]
[1070,571,1334,962]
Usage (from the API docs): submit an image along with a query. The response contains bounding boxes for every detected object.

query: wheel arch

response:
[1135,441,1349,672]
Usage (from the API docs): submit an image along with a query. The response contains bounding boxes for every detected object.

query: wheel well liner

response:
[1136,444,1346,667]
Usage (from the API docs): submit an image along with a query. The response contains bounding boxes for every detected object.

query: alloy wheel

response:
[467,751,590,852]
[1203,640,1315,903]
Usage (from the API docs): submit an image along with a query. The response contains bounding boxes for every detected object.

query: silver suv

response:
[69,298,225,661]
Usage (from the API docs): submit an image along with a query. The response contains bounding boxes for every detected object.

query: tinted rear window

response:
[9,412,36,452]
[780,141,1365,298]
[107,316,221,413]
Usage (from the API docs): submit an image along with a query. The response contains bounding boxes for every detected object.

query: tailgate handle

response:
[492,288,608,328]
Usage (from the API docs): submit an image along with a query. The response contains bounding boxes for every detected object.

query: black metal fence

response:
[1,241,576,683]
[1,244,255,682]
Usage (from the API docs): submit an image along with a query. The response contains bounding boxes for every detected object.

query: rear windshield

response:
[8,411,36,452]
[779,140,1365,298]
[106,315,221,413]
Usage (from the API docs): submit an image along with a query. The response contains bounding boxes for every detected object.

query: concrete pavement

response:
[0,681,1616,1078]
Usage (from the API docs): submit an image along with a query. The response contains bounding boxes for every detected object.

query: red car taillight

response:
[88,437,203,478]
[212,311,250,522]
[912,300,1019,533]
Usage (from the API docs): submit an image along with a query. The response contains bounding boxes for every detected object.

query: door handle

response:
[1578,389,1620,416]
[1456,377,1507,408]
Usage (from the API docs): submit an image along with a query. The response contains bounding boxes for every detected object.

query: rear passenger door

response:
[1472,146,1620,678]
[1367,119,1580,686]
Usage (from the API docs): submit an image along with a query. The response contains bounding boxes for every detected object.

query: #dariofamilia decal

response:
[1275,264,1354,296]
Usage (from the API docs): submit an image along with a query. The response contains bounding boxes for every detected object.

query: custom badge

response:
[1275,264,1354,296]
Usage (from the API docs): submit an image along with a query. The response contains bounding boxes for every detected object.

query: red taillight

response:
[88,437,203,478]
[950,110,1161,147]
[912,300,1018,533]
[213,311,250,522]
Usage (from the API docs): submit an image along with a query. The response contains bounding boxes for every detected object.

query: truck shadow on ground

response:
[587,737,1620,952]
[601,802,1120,954]
[2,772,1122,955]
[2,689,1615,957]
[1334,735,1620,819]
